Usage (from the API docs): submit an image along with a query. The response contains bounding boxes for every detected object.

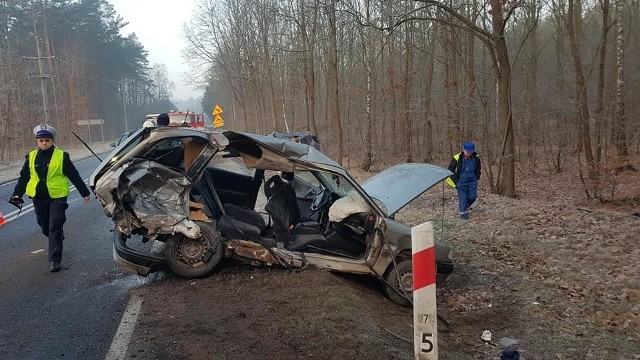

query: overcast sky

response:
[107,0,200,101]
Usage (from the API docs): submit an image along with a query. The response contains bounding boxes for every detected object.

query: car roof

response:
[224,131,338,170]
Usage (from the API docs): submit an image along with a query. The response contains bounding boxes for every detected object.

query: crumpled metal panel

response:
[228,240,279,264]
[95,158,200,238]
[223,131,341,170]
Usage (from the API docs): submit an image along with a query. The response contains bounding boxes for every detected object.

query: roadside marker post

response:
[412,221,438,359]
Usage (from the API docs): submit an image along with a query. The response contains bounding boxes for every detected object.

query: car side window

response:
[295,171,321,188]
[142,138,186,168]
[209,152,254,177]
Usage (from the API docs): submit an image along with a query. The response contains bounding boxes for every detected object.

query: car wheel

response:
[164,221,223,278]
[383,259,413,307]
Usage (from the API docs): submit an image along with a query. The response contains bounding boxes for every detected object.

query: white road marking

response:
[105,295,143,360]
[30,249,45,254]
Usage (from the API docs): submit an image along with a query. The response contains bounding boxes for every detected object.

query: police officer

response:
[9,125,91,272]
[447,141,481,220]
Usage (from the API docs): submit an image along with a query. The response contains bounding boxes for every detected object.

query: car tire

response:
[164,221,223,278]
[383,259,413,307]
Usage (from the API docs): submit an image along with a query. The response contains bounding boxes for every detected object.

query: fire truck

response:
[143,111,206,128]
[167,111,206,128]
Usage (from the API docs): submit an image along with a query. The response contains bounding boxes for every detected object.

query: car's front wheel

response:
[383,259,413,307]
[164,221,223,278]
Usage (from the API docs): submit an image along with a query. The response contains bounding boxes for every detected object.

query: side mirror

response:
[109,142,116,147]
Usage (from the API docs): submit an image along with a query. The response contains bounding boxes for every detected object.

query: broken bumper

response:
[113,231,166,276]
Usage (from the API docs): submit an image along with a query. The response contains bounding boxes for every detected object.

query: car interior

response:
[125,135,375,259]
[212,169,373,258]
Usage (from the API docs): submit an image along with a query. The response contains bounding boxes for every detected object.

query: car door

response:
[206,152,264,209]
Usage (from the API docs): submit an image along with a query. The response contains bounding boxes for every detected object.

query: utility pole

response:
[28,16,54,125]
[119,74,128,131]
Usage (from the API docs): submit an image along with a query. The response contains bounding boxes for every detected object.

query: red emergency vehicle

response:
[167,111,206,128]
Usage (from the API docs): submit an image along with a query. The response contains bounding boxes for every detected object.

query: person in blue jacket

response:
[447,141,481,220]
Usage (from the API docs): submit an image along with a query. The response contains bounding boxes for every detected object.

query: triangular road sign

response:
[212,104,224,116]
[213,114,224,128]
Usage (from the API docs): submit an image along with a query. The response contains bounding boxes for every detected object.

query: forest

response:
[1,0,638,200]
[190,0,638,198]
[0,0,174,162]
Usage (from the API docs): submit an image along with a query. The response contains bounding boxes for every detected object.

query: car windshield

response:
[315,172,355,197]
[116,133,128,146]
[108,129,144,164]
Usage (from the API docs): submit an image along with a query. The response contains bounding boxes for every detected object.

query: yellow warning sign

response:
[213,114,224,128]
[212,104,224,116]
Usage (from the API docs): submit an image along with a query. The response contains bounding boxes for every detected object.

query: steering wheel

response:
[310,188,331,212]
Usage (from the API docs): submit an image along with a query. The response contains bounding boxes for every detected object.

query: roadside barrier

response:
[412,221,438,359]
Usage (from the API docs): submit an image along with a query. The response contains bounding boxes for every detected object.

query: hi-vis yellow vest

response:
[446,153,461,188]
[25,148,70,198]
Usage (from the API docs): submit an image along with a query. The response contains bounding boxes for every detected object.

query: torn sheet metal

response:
[95,158,200,238]
[228,240,279,264]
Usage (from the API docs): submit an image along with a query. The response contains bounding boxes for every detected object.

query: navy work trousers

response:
[456,181,477,219]
[32,197,68,264]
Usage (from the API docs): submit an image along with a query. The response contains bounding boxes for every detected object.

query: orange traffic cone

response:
[0,212,7,227]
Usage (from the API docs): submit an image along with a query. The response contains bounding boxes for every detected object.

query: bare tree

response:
[412,0,521,197]
[595,0,611,162]
[326,0,343,165]
[566,0,598,186]
[614,0,629,164]
[150,63,175,101]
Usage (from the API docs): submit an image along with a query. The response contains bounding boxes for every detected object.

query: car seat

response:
[264,175,327,251]
[217,203,276,248]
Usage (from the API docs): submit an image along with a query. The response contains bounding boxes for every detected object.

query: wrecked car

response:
[89,127,454,306]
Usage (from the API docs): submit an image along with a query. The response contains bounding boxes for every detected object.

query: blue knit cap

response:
[463,141,475,152]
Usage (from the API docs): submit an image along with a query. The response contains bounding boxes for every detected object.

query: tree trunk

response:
[326,0,343,165]
[298,0,318,136]
[567,0,598,182]
[491,0,516,198]
[465,0,478,142]
[422,26,436,163]
[361,0,374,171]
[402,11,413,163]
[614,0,629,163]
[595,0,610,162]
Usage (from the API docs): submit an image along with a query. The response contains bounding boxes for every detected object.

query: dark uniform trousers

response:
[33,197,68,264]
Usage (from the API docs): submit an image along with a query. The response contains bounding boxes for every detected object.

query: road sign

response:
[77,119,104,126]
[213,114,224,128]
[212,104,224,116]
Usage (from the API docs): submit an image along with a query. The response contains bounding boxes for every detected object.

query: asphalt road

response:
[0,153,151,359]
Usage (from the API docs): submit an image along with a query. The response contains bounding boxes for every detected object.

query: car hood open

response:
[360,163,452,216]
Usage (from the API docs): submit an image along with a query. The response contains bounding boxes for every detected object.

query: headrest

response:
[264,175,283,199]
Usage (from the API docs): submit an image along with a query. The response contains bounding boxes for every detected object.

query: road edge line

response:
[105,295,143,360]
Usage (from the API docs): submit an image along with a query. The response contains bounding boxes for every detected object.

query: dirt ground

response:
[122,156,640,360]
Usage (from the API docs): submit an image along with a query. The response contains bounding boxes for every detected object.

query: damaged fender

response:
[95,158,201,238]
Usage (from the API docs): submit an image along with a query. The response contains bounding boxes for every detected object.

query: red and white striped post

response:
[411,221,438,359]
